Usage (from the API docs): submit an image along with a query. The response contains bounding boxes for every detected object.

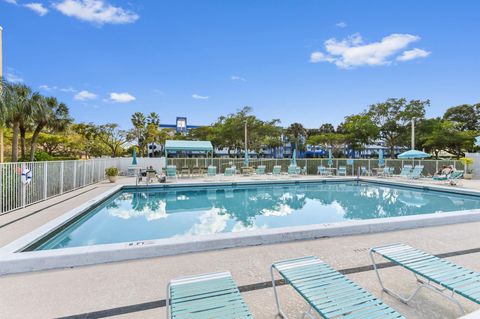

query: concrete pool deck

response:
[1,175,480,318]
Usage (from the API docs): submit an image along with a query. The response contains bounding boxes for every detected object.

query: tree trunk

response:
[30,126,44,161]
[0,127,4,163]
[20,126,27,160]
[12,122,19,162]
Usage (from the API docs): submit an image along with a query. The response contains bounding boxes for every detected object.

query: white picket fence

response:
[0,157,166,215]
[0,157,462,215]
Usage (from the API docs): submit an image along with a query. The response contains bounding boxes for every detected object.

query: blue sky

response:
[1,0,479,129]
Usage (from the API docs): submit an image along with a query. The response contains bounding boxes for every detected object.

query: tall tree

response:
[0,80,12,163]
[340,114,379,156]
[286,123,307,155]
[8,84,34,161]
[319,123,335,133]
[443,104,479,131]
[97,123,130,157]
[367,98,429,157]
[130,112,147,156]
[29,96,71,161]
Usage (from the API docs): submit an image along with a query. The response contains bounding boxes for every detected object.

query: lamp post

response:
[244,120,248,159]
[411,118,415,150]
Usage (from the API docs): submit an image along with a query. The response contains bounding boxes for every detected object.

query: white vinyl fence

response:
[0,156,462,215]
[0,157,166,215]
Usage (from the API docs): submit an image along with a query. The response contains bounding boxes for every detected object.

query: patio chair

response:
[255,165,266,175]
[407,165,424,179]
[207,165,217,176]
[287,165,299,176]
[433,170,464,186]
[396,165,413,177]
[370,243,480,315]
[317,165,328,176]
[360,166,370,176]
[224,167,235,177]
[338,165,347,176]
[272,165,282,176]
[167,271,252,319]
[271,256,405,319]
[300,166,307,175]
[166,165,178,181]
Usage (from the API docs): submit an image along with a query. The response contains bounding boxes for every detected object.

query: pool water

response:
[29,181,480,250]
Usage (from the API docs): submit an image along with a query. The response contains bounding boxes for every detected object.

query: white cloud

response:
[53,0,139,25]
[336,21,347,28]
[397,48,431,61]
[74,90,97,100]
[4,0,17,4]
[60,86,77,92]
[231,75,246,82]
[39,84,57,91]
[23,3,48,16]
[109,92,135,103]
[192,94,209,100]
[310,33,424,68]
[5,72,23,83]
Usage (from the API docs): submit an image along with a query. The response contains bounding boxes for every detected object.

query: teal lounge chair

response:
[207,165,217,176]
[360,166,370,176]
[256,165,266,175]
[370,243,480,314]
[288,165,299,175]
[271,256,404,319]
[407,165,424,179]
[166,165,178,181]
[224,167,235,177]
[434,170,464,185]
[300,166,307,175]
[317,166,328,176]
[167,271,252,319]
[338,166,347,176]
[396,165,412,177]
[272,165,282,176]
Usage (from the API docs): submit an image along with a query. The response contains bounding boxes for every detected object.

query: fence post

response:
[60,162,64,194]
[73,161,77,189]
[43,162,48,200]
[83,161,87,187]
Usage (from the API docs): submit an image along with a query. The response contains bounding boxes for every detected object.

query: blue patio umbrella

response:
[291,149,297,166]
[397,150,431,159]
[378,149,385,167]
[475,136,480,147]
[243,150,249,166]
[132,147,138,165]
[327,149,333,167]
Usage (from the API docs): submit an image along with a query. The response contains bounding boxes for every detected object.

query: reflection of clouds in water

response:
[330,201,347,216]
[231,222,266,232]
[279,193,294,201]
[185,208,229,236]
[108,200,168,221]
[262,204,293,217]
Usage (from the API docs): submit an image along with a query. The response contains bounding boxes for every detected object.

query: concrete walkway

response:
[1,176,480,318]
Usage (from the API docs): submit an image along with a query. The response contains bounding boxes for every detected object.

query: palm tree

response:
[286,123,307,156]
[131,112,146,156]
[147,112,160,127]
[29,96,71,161]
[0,79,12,163]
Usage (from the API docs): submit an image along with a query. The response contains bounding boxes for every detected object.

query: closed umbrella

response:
[291,149,297,166]
[378,149,385,167]
[327,149,333,168]
[132,147,138,165]
[243,150,249,167]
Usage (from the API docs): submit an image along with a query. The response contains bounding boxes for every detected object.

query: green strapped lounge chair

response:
[256,165,266,175]
[338,166,347,176]
[271,256,404,319]
[207,165,217,176]
[433,170,464,185]
[272,165,282,176]
[166,165,178,181]
[167,271,252,319]
[287,165,299,176]
[224,167,235,177]
[407,165,424,179]
[397,165,412,177]
[370,243,480,315]
[317,166,328,176]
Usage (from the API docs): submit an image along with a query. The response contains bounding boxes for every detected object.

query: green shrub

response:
[105,167,119,177]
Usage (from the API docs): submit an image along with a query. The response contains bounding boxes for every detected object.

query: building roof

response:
[164,140,213,152]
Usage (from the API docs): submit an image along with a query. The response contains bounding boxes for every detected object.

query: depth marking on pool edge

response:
[55,246,480,319]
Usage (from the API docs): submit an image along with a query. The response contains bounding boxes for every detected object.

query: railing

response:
[0,157,167,215]
[167,157,464,176]
[1,156,464,215]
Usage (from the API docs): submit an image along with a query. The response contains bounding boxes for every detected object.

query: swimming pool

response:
[26,181,480,251]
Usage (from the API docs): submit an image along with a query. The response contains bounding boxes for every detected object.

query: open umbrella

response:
[398,149,430,165]
[291,149,297,166]
[378,149,385,167]
[132,147,138,165]
[327,149,333,168]
[397,150,431,159]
